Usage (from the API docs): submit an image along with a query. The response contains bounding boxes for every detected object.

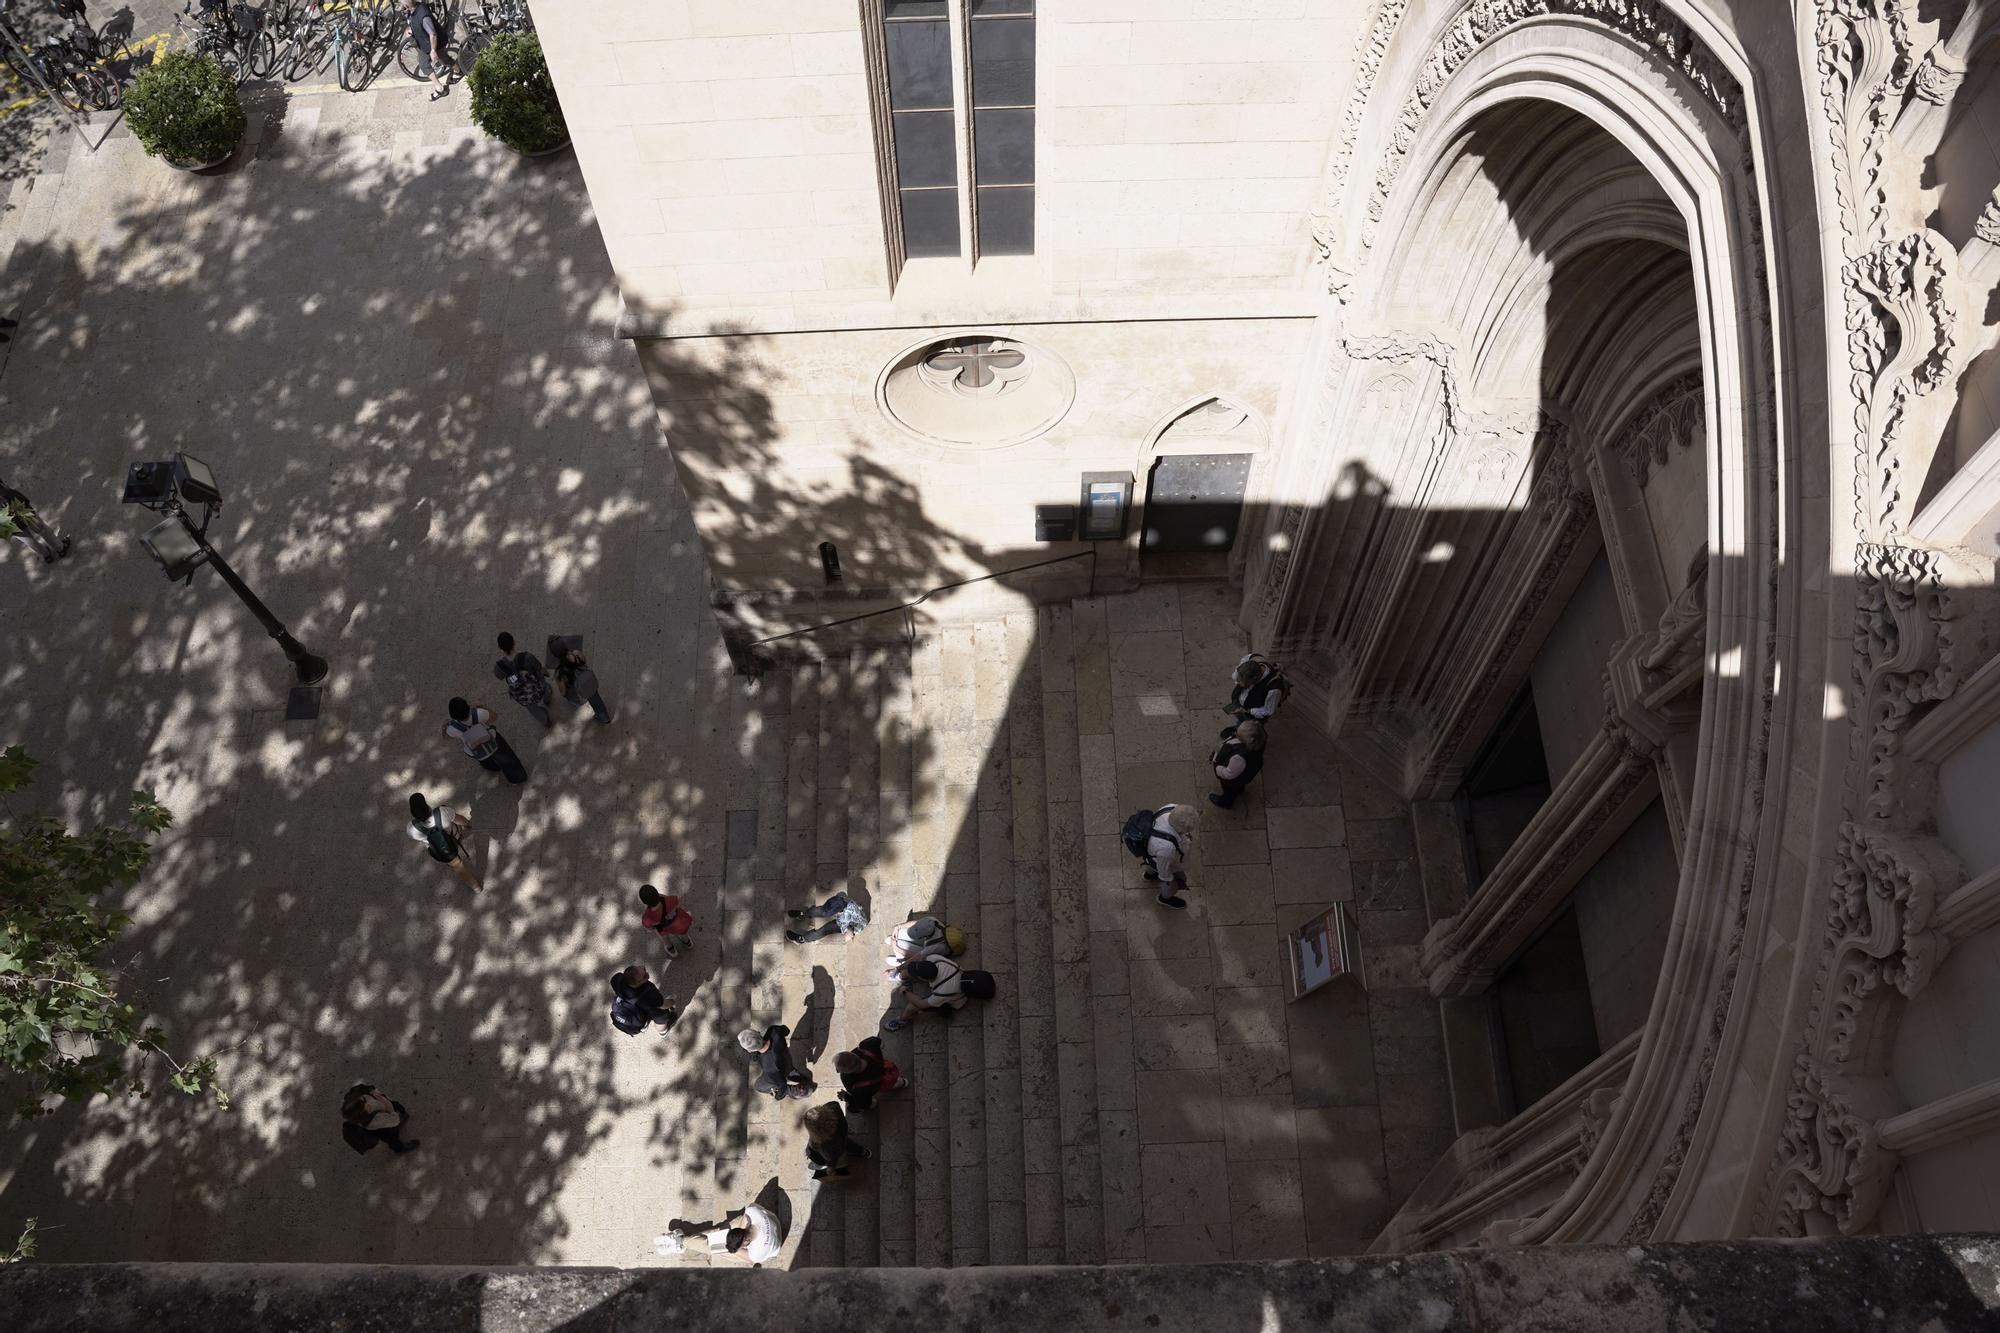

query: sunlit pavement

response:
[0,75,753,1264]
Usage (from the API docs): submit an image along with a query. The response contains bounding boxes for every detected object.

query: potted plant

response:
[124,50,245,172]
[467,32,569,156]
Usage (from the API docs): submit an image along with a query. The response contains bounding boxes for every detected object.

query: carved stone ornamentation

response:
[1640,550,1708,680]
[1824,823,1963,1065]
[1976,191,2000,249]
[1851,543,1961,825]
[1813,0,1912,258]
[1612,372,1704,488]
[1771,1055,1898,1237]
[1362,0,1743,253]
[1311,0,1415,296]
[1906,48,1964,106]
[1843,231,1958,540]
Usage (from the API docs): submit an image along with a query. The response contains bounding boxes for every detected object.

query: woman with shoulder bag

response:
[408,792,479,890]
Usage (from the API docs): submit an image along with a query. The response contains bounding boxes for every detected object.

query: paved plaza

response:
[0,70,1451,1266]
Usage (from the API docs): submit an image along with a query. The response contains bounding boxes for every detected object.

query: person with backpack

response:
[1228,653,1287,723]
[407,792,479,890]
[1123,803,1198,911]
[833,1035,907,1111]
[739,1024,814,1099]
[637,884,693,959]
[882,914,956,978]
[547,634,612,724]
[803,1101,872,1181]
[609,964,677,1037]
[493,632,554,728]
[1208,719,1267,810]
[442,697,528,784]
[1,475,69,564]
[883,956,994,1029]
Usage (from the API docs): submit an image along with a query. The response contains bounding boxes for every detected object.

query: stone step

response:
[875,650,919,1265]
[907,631,955,1267]
[839,645,884,1269]
[978,616,1030,1266]
[1046,600,1107,1263]
[938,622,990,1268]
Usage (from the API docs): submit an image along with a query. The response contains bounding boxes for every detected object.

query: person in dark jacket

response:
[341,1083,419,1155]
[401,0,456,99]
[833,1035,907,1111]
[609,965,676,1035]
[738,1024,813,1099]
[1208,719,1267,809]
[803,1101,871,1180]
[548,634,612,724]
[1227,653,1286,722]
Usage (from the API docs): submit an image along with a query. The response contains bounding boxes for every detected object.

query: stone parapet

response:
[6,1235,2000,1332]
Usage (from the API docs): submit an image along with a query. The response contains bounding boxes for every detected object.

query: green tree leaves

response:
[0,746,224,1118]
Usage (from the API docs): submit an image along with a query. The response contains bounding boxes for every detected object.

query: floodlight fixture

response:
[172,453,223,508]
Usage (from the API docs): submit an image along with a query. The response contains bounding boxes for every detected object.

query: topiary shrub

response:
[468,32,568,155]
[124,50,244,168]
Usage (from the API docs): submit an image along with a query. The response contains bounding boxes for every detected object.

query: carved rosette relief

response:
[1771,1054,1898,1238]
[1824,823,1962,1066]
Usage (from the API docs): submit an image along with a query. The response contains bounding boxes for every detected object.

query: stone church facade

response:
[535,0,2000,1250]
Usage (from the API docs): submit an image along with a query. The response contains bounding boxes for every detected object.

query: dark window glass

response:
[886,18,952,110]
[974,108,1033,184]
[970,0,1033,13]
[976,187,1033,255]
[893,110,957,188]
[886,0,948,15]
[902,189,962,257]
[970,16,1034,106]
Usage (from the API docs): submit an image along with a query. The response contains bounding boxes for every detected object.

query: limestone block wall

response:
[637,317,1310,621]
[529,0,1353,333]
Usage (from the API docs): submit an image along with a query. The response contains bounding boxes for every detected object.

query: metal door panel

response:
[1143,453,1252,552]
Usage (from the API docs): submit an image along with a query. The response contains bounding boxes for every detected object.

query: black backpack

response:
[418,815,457,863]
[1122,807,1180,860]
[960,970,997,1001]
[610,994,649,1035]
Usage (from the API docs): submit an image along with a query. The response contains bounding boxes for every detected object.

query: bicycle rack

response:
[0,19,103,151]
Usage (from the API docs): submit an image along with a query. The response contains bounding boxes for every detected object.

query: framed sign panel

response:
[1286,903,1363,1001]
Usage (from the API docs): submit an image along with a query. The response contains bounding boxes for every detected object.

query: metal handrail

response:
[741,546,1097,650]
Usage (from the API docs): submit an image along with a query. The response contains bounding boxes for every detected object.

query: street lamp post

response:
[123,454,329,687]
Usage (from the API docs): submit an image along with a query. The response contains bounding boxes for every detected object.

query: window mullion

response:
[949,0,976,273]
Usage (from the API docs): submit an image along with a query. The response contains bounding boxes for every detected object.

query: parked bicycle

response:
[173,0,275,85]
[0,2,120,111]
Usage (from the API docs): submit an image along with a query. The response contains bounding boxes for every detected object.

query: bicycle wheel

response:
[78,65,120,110]
[339,34,376,90]
[53,67,89,112]
[286,29,330,81]
[395,31,424,82]
[247,30,278,78]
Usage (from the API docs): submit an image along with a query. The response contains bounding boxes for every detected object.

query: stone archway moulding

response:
[1278,0,1796,1247]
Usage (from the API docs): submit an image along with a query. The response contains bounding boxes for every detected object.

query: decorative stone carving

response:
[1824,823,1962,1065]
[1977,191,2000,248]
[1577,1087,1621,1163]
[1813,0,1912,257]
[1526,414,1584,523]
[1310,0,1414,296]
[1851,543,1961,825]
[1640,549,1708,680]
[1844,232,1958,539]
[1771,1055,1898,1237]
[1344,333,1467,437]
[1363,0,1743,253]
[1906,48,1964,106]
[1613,372,1704,487]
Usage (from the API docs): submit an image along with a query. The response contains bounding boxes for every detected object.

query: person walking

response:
[1227,653,1288,723]
[1,476,69,564]
[1127,803,1197,911]
[408,793,479,890]
[739,1023,813,1099]
[637,884,693,959]
[1208,719,1268,810]
[656,1202,784,1266]
[402,0,456,100]
[834,1035,907,1111]
[442,697,528,784]
[493,633,554,729]
[547,634,612,725]
[785,882,868,944]
[609,964,677,1036]
[340,1083,419,1155]
[803,1101,872,1181]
